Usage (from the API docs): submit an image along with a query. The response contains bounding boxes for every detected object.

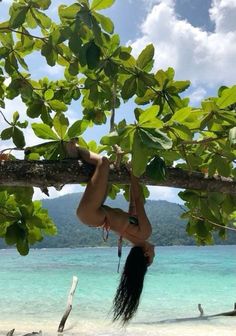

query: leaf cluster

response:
[0,0,236,253]
[0,187,56,255]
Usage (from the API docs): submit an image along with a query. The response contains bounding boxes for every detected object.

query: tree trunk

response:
[0,160,236,195]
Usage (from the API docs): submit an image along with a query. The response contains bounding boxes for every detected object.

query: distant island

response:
[0,193,235,249]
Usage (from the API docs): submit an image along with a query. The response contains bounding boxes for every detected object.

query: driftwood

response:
[198,303,236,318]
[198,304,204,316]
[154,303,236,325]
[58,276,78,333]
[0,159,236,195]
[22,332,42,336]
[5,331,41,336]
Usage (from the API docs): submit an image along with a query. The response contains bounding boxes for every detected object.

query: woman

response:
[74,145,155,324]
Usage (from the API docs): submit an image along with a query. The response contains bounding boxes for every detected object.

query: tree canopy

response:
[1,0,236,255]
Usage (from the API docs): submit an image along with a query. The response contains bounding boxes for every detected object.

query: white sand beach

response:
[1,317,236,336]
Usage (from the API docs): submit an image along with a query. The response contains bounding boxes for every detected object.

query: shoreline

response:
[1,316,236,336]
[0,244,236,251]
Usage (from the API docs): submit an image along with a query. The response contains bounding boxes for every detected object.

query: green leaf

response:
[68,60,79,76]
[44,89,54,101]
[15,187,34,205]
[146,156,167,182]
[86,41,101,69]
[136,44,154,70]
[132,130,149,176]
[17,235,29,256]
[139,72,156,86]
[51,27,71,45]
[100,131,119,146]
[217,85,236,109]
[0,47,10,59]
[15,53,29,71]
[58,4,81,19]
[93,12,114,33]
[5,223,18,245]
[41,43,58,66]
[25,141,59,157]
[209,155,231,177]
[27,101,45,118]
[48,100,68,112]
[216,156,231,177]
[155,69,169,89]
[170,107,192,123]
[139,128,172,150]
[53,113,69,139]
[175,80,191,92]
[138,105,162,128]
[121,76,137,99]
[9,5,29,29]
[27,153,40,160]
[69,34,82,55]
[91,0,115,11]
[32,123,59,140]
[169,124,192,141]
[136,77,147,97]
[1,127,13,140]
[67,119,89,138]
[33,0,51,10]
[12,127,25,148]
[43,142,61,159]
[195,220,209,239]
[33,9,51,29]
[13,111,19,123]
[119,126,135,152]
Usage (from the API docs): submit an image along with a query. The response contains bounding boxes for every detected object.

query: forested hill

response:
[41,193,236,247]
[1,193,236,249]
[39,193,191,247]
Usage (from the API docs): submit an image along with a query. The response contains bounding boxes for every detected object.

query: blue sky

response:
[1,0,236,202]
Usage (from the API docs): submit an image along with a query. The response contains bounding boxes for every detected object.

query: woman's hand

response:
[143,242,155,266]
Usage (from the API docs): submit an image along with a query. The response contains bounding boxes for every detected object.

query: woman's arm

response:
[126,174,152,240]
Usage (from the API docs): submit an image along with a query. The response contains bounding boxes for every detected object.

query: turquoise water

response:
[0,246,236,336]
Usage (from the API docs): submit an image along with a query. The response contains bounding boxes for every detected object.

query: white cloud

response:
[131,0,236,89]
[33,184,85,200]
[210,0,236,33]
[189,87,207,105]
[148,186,183,203]
[141,0,174,10]
[43,64,64,77]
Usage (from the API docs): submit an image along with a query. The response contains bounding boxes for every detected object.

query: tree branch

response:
[0,160,236,195]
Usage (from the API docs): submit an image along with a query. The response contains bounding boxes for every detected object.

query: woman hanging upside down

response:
[72,145,155,324]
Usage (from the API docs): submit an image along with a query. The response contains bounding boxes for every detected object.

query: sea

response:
[0,245,236,336]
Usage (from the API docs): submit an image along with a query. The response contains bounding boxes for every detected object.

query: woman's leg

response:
[76,149,110,226]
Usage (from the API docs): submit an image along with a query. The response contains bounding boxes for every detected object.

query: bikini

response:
[101,205,139,272]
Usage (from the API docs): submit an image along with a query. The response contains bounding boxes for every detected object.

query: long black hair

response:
[112,246,149,324]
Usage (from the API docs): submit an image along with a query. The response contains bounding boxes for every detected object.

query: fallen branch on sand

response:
[58,275,79,333]
[197,303,236,318]
[6,330,42,336]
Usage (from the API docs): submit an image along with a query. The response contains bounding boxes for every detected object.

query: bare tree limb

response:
[58,276,78,333]
[0,160,236,195]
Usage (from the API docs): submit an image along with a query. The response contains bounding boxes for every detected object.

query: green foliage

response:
[0,0,236,253]
[0,193,233,249]
[0,188,56,255]
[146,156,166,182]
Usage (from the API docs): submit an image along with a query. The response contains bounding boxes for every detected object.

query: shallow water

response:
[0,246,236,335]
